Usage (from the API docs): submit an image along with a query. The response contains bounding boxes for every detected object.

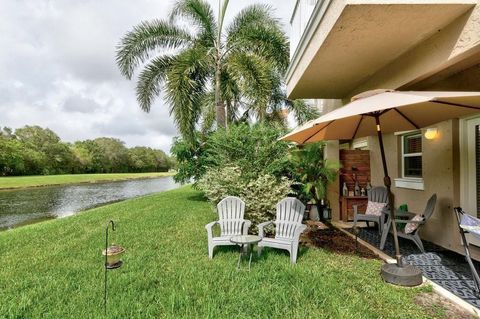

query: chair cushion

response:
[404,215,424,234]
[365,201,386,216]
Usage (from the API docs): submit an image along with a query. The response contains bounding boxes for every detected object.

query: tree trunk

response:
[215,53,226,129]
[215,0,228,130]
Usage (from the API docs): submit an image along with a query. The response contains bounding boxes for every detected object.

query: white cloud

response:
[0,0,292,153]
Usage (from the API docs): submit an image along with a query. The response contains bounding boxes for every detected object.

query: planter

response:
[309,205,320,221]
[103,245,125,268]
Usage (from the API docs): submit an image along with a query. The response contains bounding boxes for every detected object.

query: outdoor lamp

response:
[424,128,438,140]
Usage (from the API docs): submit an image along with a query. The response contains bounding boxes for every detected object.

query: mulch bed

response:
[301,222,378,259]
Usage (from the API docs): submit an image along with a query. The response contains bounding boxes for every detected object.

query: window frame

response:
[401,131,423,179]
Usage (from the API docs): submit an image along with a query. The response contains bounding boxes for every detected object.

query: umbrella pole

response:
[374,115,423,286]
[374,116,402,266]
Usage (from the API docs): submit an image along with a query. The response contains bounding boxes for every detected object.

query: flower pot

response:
[103,245,125,267]
[309,205,320,221]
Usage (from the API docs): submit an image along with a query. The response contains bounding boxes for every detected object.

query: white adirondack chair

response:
[205,196,252,259]
[257,197,307,264]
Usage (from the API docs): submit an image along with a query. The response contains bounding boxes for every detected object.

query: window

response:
[402,132,422,178]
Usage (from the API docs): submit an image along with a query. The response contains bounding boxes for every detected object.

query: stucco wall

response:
[367,119,480,258]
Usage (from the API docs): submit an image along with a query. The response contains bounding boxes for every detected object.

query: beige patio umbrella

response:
[281,89,480,286]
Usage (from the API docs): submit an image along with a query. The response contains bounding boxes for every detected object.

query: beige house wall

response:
[288,0,480,259]
[366,119,480,258]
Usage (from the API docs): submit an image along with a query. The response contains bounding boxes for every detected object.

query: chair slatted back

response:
[422,194,437,220]
[369,186,389,204]
[275,198,305,240]
[217,196,246,236]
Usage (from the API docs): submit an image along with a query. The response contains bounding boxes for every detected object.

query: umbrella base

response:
[381,263,423,287]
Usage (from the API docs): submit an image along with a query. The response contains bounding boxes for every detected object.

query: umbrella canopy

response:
[282,90,480,144]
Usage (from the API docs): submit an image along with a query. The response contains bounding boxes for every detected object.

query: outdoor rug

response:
[347,227,480,308]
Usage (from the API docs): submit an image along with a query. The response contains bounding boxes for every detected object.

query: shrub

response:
[196,166,245,204]
[242,174,294,225]
[290,142,340,206]
[171,123,293,184]
[197,166,294,230]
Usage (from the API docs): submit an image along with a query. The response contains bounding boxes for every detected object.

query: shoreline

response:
[0,172,175,191]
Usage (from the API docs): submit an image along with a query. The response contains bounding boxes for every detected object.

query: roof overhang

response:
[286,0,476,99]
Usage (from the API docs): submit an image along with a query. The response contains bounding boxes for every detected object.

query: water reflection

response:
[0,177,179,230]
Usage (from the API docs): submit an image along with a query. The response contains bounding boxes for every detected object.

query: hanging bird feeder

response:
[103,220,125,315]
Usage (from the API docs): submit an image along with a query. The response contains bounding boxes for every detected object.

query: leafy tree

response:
[170,132,208,183]
[116,0,317,138]
[171,122,293,184]
[15,126,73,174]
[92,138,129,173]
[0,125,175,175]
[0,137,24,175]
[127,146,171,172]
[70,142,95,173]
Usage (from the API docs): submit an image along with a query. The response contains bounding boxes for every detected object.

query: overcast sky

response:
[0,0,294,153]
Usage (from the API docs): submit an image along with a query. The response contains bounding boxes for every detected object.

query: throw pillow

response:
[365,201,386,216]
[404,215,424,234]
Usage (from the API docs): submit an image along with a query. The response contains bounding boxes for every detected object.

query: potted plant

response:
[290,142,339,221]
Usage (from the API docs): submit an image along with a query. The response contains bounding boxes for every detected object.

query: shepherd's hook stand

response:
[104,220,123,316]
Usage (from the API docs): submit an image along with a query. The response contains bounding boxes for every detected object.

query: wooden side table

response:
[340,196,368,222]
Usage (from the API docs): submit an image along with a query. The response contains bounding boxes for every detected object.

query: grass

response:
[0,186,437,318]
[0,172,174,189]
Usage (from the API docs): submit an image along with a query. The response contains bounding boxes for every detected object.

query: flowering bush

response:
[197,166,294,229]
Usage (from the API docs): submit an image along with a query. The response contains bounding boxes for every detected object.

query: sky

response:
[0,0,294,153]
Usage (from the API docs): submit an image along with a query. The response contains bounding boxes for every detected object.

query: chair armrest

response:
[394,219,424,224]
[353,203,367,209]
[395,211,416,218]
[258,221,274,238]
[205,221,219,238]
[353,203,366,215]
[293,224,307,239]
[242,220,252,235]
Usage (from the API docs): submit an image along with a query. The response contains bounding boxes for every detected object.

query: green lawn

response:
[0,172,174,189]
[0,186,437,318]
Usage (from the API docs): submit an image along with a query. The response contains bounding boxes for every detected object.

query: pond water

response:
[0,176,179,230]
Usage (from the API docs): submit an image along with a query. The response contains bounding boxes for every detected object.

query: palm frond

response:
[286,99,320,125]
[226,52,273,114]
[226,4,277,39]
[135,56,174,112]
[199,91,216,133]
[164,46,212,138]
[169,0,217,45]
[116,20,191,79]
[225,6,288,73]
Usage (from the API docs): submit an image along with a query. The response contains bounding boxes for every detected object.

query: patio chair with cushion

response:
[257,197,307,264]
[380,194,437,252]
[205,196,251,259]
[353,186,389,234]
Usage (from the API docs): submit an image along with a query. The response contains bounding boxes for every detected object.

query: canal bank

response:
[0,176,179,230]
[0,172,175,190]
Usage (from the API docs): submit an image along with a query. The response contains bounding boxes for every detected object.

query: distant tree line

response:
[0,125,175,176]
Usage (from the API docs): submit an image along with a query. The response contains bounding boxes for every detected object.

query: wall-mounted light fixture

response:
[424,128,438,140]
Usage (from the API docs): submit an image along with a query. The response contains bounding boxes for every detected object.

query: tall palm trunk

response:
[215,0,228,129]
[215,50,226,128]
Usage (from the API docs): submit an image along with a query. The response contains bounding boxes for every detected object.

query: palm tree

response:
[116,0,317,138]
[290,142,340,208]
